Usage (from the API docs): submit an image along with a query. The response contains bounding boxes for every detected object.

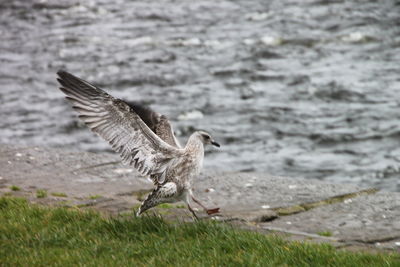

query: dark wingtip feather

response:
[57,69,64,75]
[56,71,76,88]
[57,70,69,79]
[56,78,65,87]
[56,70,105,99]
[57,70,84,84]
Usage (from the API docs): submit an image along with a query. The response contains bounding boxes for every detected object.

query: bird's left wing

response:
[56,71,183,179]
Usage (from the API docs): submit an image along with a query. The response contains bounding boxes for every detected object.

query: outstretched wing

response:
[124,101,182,148]
[56,70,183,181]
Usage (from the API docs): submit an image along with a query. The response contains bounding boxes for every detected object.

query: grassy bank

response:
[0,197,398,266]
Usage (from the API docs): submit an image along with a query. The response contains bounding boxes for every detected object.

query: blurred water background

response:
[1,0,400,191]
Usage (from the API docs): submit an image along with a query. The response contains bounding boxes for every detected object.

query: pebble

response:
[15,153,22,157]
[344,199,353,204]
[261,205,270,209]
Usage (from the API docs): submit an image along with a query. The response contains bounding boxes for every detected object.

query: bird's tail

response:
[136,182,177,216]
[135,187,160,216]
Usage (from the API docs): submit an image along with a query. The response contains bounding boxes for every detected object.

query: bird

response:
[56,70,220,219]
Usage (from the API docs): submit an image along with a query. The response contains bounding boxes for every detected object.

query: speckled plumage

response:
[57,71,220,218]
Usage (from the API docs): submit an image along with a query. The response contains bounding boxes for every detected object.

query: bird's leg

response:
[187,204,199,221]
[191,195,220,215]
[191,196,207,210]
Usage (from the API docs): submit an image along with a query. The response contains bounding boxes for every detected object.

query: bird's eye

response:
[204,135,210,140]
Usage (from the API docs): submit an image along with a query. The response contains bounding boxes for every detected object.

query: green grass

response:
[36,189,47,198]
[317,231,333,237]
[158,203,174,209]
[51,192,67,198]
[0,197,398,266]
[9,185,20,191]
[89,194,102,200]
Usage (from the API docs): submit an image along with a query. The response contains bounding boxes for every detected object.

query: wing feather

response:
[124,101,182,148]
[57,70,183,180]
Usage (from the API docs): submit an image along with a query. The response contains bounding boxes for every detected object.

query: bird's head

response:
[195,131,220,147]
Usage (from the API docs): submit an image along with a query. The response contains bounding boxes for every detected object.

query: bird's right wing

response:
[57,71,183,181]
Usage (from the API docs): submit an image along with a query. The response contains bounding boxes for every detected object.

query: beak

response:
[211,140,220,148]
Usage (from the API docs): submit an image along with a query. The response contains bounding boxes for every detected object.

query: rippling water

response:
[1,0,400,191]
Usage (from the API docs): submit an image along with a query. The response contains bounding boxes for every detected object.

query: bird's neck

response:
[185,134,204,156]
[184,134,204,171]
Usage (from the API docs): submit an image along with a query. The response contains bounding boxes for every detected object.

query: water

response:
[1,0,400,191]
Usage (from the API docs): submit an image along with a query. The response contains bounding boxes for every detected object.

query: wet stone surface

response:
[193,172,367,212]
[262,192,400,251]
[0,144,153,199]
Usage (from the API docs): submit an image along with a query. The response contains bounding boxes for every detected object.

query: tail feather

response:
[136,187,161,216]
[136,182,178,216]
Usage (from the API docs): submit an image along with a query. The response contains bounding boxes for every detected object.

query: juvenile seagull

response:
[56,71,220,219]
